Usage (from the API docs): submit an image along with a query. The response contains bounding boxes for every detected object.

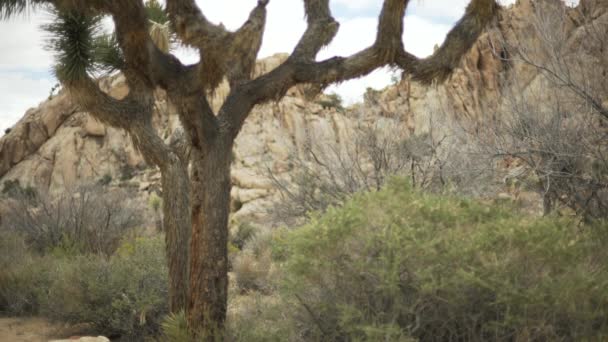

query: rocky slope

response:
[1,0,606,224]
[366,0,608,134]
[0,52,384,224]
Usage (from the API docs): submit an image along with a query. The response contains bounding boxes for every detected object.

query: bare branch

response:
[225,1,268,87]
[397,0,500,83]
[166,0,268,90]
[165,0,231,50]
[65,76,148,129]
[292,0,339,61]
[222,0,498,135]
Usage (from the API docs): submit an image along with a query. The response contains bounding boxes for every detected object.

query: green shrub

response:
[0,232,28,271]
[316,92,344,111]
[2,185,141,256]
[40,236,168,339]
[233,250,273,294]
[0,233,53,315]
[275,178,608,341]
[233,229,281,294]
[149,193,162,212]
[230,221,258,250]
[98,173,113,186]
[228,293,297,342]
[1,179,37,200]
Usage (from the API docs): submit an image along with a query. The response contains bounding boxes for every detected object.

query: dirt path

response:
[0,317,79,342]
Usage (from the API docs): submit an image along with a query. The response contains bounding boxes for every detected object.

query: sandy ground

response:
[0,317,83,342]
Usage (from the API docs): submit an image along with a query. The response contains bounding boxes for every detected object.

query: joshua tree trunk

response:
[117,122,193,313]
[187,137,233,333]
[12,0,500,337]
[161,160,191,311]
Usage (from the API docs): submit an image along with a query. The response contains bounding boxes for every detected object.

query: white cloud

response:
[319,16,378,58]
[0,12,53,71]
[332,0,377,11]
[0,11,56,136]
[318,13,453,104]
[407,0,469,21]
[0,71,55,135]
[403,15,453,57]
[193,0,306,58]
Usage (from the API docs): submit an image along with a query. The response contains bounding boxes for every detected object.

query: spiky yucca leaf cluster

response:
[44,9,103,82]
[145,0,168,25]
[44,8,126,82]
[93,34,125,72]
[149,21,171,53]
[43,1,172,82]
[161,311,194,342]
[145,0,174,53]
[0,0,44,19]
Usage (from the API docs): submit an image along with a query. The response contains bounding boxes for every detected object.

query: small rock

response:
[49,336,110,342]
[83,115,106,137]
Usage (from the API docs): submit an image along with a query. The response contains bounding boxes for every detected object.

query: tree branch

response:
[396,0,500,83]
[291,0,339,61]
[71,0,221,149]
[165,0,231,50]
[221,0,499,136]
[225,0,268,87]
[166,0,269,91]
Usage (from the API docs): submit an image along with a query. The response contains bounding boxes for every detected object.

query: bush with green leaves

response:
[1,184,141,256]
[232,230,280,294]
[1,179,37,199]
[227,292,299,342]
[230,221,259,250]
[0,234,168,340]
[0,232,52,315]
[316,92,344,110]
[40,236,168,339]
[273,178,608,341]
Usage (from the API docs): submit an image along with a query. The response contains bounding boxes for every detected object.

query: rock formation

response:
[1,0,606,224]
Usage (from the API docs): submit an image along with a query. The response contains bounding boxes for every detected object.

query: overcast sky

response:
[0,0,520,135]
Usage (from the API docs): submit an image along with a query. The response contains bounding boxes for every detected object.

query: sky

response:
[0,0,520,135]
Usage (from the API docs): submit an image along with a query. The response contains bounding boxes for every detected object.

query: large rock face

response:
[0,53,377,224]
[1,0,606,223]
[364,0,608,134]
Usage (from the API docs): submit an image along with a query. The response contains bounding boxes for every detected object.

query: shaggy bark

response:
[4,0,501,337]
[188,136,233,332]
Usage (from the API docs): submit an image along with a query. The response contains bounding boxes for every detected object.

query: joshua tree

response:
[0,0,499,336]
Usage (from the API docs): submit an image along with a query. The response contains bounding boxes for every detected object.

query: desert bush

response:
[273,178,608,341]
[1,184,142,256]
[0,258,53,316]
[480,2,608,220]
[1,179,37,199]
[229,221,258,250]
[267,119,411,225]
[0,232,53,315]
[39,236,168,339]
[0,234,168,338]
[316,92,344,111]
[268,111,486,226]
[161,301,294,342]
[0,231,28,271]
[98,173,113,186]
[227,292,298,342]
[232,229,279,294]
[233,251,272,294]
